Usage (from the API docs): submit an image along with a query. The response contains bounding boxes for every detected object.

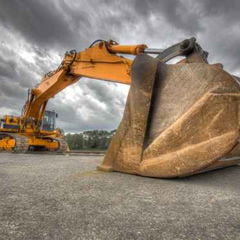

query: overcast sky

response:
[0,0,239,133]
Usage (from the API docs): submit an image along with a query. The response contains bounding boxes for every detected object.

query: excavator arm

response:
[23,40,147,121]
[22,37,206,123]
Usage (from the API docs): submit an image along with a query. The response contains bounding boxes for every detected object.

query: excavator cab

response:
[41,110,58,132]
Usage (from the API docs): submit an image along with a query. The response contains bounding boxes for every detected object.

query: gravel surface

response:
[0,153,240,240]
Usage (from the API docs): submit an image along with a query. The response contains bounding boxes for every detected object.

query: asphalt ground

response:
[0,153,240,240]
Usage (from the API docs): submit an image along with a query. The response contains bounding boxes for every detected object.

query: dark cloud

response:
[0,0,77,49]
[133,0,203,34]
[0,55,17,79]
[0,0,239,132]
[199,0,240,19]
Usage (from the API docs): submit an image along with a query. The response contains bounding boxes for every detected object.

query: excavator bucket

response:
[98,40,240,178]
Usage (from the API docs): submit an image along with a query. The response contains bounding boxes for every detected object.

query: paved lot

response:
[0,153,240,240]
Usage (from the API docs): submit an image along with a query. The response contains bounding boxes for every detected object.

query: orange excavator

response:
[0,39,142,153]
[1,38,240,178]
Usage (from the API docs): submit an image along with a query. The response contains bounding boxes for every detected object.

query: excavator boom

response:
[23,41,147,121]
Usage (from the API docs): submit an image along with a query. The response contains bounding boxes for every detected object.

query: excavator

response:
[1,37,240,178]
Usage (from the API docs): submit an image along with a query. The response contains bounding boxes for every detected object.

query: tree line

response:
[65,130,116,150]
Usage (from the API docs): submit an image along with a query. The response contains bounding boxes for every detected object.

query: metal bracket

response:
[155,37,208,63]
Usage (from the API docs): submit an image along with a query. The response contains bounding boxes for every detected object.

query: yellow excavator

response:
[1,37,240,178]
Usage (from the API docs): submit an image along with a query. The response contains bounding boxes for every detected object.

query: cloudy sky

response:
[0,0,239,133]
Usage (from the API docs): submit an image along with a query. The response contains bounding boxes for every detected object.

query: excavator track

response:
[56,138,68,154]
[42,137,68,154]
[0,133,67,154]
[0,133,29,153]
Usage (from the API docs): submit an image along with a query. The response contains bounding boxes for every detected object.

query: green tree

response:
[65,129,116,150]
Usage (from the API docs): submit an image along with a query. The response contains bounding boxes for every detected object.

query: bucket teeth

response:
[99,54,240,178]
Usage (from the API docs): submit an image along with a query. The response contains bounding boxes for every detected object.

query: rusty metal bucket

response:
[98,53,240,178]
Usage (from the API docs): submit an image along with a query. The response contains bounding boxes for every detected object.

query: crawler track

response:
[0,133,68,154]
[42,137,68,154]
[0,133,29,153]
